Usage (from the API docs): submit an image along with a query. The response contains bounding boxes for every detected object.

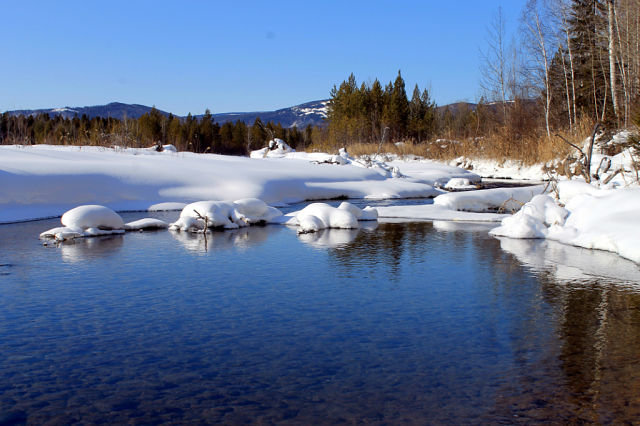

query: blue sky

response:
[1,1,524,116]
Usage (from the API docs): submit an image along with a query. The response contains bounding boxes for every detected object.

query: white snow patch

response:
[40,205,126,241]
[285,202,377,233]
[434,185,545,212]
[169,198,283,232]
[124,218,169,231]
[444,178,476,190]
[148,202,188,211]
[377,204,507,222]
[490,188,640,263]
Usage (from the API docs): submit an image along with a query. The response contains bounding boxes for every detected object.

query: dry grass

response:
[309,118,595,166]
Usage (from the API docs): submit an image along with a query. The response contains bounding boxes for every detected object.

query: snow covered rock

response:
[337,201,378,220]
[444,178,476,190]
[231,198,283,225]
[296,203,359,233]
[61,205,125,230]
[285,202,378,234]
[40,205,125,241]
[169,198,283,232]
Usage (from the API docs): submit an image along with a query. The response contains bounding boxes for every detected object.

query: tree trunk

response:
[608,0,619,119]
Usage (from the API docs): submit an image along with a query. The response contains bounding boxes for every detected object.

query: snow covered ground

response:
[0,144,476,223]
[4,132,640,264]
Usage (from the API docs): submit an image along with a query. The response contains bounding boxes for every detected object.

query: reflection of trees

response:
[327,223,432,276]
[492,238,640,422]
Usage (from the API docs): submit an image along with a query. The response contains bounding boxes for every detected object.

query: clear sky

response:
[1,0,525,116]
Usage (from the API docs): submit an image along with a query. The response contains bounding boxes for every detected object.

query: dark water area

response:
[2,208,640,424]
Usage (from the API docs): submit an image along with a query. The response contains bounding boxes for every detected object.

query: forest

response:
[1,0,639,163]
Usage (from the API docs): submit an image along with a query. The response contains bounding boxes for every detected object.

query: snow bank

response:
[0,145,461,223]
[434,185,545,212]
[449,156,549,181]
[490,188,640,263]
[169,198,283,232]
[284,202,378,233]
[489,195,568,238]
[377,204,507,222]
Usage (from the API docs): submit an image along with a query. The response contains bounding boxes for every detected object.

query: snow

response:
[124,218,169,231]
[169,198,282,232]
[490,188,640,264]
[148,202,187,211]
[449,156,549,181]
[444,178,476,190]
[61,205,125,230]
[434,185,545,212]
[282,202,377,233]
[377,204,507,222]
[249,138,295,158]
[1,144,474,223]
[40,205,126,241]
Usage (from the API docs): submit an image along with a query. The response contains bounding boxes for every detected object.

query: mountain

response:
[7,102,171,120]
[207,100,329,128]
[7,100,329,128]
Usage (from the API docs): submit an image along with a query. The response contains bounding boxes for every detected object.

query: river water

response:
[1,207,640,424]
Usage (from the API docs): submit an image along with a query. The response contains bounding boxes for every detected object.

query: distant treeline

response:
[0,109,317,155]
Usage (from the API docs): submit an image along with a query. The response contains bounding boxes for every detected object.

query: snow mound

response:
[337,201,378,220]
[124,218,169,231]
[250,138,295,158]
[434,185,545,212]
[169,198,283,232]
[61,205,125,230]
[489,195,568,238]
[490,188,640,264]
[444,178,476,190]
[40,205,126,241]
[286,202,378,233]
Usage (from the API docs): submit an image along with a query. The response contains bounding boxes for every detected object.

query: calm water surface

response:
[1,206,640,424]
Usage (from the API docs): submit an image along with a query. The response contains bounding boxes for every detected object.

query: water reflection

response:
[497,237,640,285]
[3,215,640,423]
[297,222,378,249]
[170,225,279,254]
[56,235,124,263]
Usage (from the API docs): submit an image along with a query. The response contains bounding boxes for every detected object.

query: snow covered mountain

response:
[7,100,330,128]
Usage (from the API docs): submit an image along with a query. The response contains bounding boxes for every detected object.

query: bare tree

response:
[607,0,620,120]
[481,7,510,123]
[522,0,555,137]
